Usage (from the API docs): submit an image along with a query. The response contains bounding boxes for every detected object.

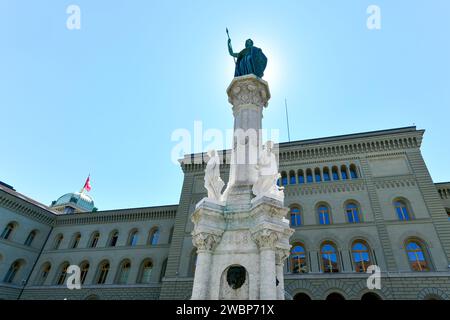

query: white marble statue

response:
[252,141,284,200]
[204,149,225,201]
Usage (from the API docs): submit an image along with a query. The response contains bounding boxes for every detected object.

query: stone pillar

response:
[223,75,271,206]
[252,229,278,300]
[276,249,289,300]
[191,232,220,300]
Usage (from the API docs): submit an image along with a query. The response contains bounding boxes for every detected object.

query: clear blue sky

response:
[1,1,449,210]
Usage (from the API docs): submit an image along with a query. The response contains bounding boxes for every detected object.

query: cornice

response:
[55,205,178,226]
[0,189,56,226]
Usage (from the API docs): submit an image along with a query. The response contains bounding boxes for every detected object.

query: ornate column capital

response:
[251,229,279,250]
[275,248,291,265]
[227,75,270,108]
[192,232,222,252]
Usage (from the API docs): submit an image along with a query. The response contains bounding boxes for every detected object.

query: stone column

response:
[191,232,220,300]
[252,229,278,300]
[276,249,290,300]
[224,75,271,206]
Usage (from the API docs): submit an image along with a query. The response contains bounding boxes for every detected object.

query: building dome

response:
[51,191,95,213]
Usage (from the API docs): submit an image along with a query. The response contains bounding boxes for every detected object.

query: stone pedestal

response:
[191,197,292,300]
[191,75,293,300]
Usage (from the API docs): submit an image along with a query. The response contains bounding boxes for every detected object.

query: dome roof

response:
[53,191,94,212]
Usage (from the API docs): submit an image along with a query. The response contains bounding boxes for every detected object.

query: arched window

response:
[3,260,23,283]
[331,166,339,180]
[341,165,348,180]
[346,202,362,223]
[116,260,131,284]
[281,171,288,186]
[108,230,119,247]
[290,206,302,227]
[394,200,411,221]
[53,234,64,250]
[70,233,81,249]
[56,262,70,285]
[159,258,168,282]
[326,292,345,300]
[323,167,331,181]
[294,292,312,301]
[36,262,51,285]
[1,222,16,240]
[24,230,38,246]
[80,261,90,285]
[89,231,100,248]
[352,241,372,272]
[317,204,331,225]
[96,260,110,284]
[314,168,322,182]
[168,227,174,244]
[289,243,308,273]
[289,170,296,184]
[306,169,313,183]
[297,170,305,184]
[188,250,197,276]
[128,229,139,246]
[361,292,382,301]
[405,240,431,271]
[321,242,339,273]
[349,164,358,179]
[148,228,160,245]
[138,259,153,284]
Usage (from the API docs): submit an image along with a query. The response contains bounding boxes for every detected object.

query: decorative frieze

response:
[284,181,365,196]
[373,175,417,189]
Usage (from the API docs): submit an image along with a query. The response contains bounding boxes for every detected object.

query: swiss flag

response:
[83,175,91,192]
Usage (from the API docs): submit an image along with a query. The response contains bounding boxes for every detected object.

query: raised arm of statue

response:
[228,39,238,58]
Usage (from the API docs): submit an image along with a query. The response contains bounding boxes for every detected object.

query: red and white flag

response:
[83,175,91,192]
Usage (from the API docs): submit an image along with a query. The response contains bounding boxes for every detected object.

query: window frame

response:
[351,240,372,272]
[317,204,332,225]
[289,243,308,274]
[289,205,302,227]
[1,222,17,240]
[393,199,413,221]
[405,239,432,272]
[320,242,340,273]
[345,202,362,223]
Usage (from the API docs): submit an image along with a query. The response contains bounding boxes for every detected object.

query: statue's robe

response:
[234,46,267,78]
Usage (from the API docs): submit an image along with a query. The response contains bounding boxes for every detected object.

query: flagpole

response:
[285,98,291,142]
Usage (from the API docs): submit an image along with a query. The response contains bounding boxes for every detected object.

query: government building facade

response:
[1,126,450,300]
